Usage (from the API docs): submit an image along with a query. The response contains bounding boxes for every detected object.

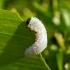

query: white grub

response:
[24,17,47,57]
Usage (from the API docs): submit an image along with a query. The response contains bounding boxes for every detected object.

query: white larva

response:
[24,17,47,57]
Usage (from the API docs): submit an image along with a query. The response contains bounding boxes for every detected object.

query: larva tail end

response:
[24,49,31,57]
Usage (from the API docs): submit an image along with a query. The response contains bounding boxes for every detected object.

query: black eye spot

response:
[26,18,31,25]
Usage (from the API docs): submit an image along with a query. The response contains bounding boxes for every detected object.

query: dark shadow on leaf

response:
[0,21,35,66]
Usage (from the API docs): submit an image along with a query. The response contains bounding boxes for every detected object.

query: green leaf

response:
[56,50,63,70]
[0,10,50,70]
[0,0,4,9]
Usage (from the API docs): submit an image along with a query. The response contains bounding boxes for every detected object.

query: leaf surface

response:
[0,10,50,70]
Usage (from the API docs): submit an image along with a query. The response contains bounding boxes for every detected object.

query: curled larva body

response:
[24,17,47,57]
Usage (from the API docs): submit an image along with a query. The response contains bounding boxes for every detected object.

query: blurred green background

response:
[0,0,70,70]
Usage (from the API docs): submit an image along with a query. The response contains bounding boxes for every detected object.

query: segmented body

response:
[24,17,47,57]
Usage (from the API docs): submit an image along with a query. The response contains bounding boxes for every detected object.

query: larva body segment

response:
[24,17,47,57]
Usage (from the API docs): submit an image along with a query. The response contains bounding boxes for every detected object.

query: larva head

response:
[26,17,40,31]
[26,18,31,26]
